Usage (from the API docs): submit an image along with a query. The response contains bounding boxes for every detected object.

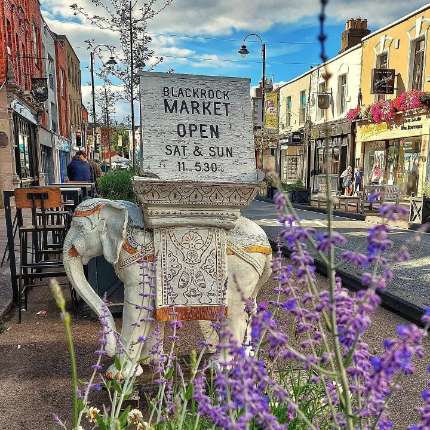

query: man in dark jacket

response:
[67,151,92,182]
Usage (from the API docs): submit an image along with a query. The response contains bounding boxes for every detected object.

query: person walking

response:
[340,165,353,196]
[67,151,92,182]
[354,167,362,195]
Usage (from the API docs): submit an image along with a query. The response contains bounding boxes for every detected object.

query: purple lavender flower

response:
[379,203,408,221]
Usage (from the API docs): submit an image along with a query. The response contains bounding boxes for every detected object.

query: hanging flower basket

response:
[346,90,428,125]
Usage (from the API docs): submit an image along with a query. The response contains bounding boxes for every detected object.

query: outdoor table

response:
[60,187,83,209]
[51,182,95,199]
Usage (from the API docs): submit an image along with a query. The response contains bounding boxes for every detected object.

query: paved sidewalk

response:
[243,199,430,311]
[0,211,13,319]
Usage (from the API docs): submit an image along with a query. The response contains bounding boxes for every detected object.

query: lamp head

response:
[238,44,249,57]
[105,56,117,66]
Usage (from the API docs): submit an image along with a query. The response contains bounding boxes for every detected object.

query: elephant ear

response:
[99,202,129,265]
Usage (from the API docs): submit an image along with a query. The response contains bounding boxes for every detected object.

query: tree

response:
[71,0,173,165]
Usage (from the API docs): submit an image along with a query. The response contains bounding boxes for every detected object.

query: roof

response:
[277,43,362,90]
[362,3,430,41]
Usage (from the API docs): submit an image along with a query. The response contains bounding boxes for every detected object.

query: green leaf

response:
[184,383,193,401]
[114,356,122,371]
[118,405,131,427]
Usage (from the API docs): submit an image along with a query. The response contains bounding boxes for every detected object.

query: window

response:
[51,102,58,133]
[285,96,292,127]
[299,90,306,124]
[318,82,326,119]
[48,55,55,89]
[376,53,388,101]
[32,24,38,65]
[6,20,12,51]
[60,69,65,97]
[338,74,347,115]
[411,38,425,90]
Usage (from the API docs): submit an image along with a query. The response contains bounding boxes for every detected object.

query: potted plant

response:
[409,181,430,225]
[282,180,310,204]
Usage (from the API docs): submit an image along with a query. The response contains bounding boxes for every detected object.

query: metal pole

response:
[139,83,143,170]
[90,51,97,160]
[129,0,136,168]
[260,43,266,170]
[105,87,112,168]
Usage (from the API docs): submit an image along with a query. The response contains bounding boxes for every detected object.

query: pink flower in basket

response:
[346,106,360,121]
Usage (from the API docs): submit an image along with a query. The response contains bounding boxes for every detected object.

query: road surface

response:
[243,199,430,310]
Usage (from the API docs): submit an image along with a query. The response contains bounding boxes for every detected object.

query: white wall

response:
[309,45,362,125]
[41,20,59,133]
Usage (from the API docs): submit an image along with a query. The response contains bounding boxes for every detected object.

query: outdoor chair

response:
[14,187,77,322]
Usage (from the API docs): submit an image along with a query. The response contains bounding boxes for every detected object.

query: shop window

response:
[337,74,347,115]
[332,146,340,175]
[286,96,292,127]
[316,145,325,174]
[299,90,306,124]
[410,38,425,90]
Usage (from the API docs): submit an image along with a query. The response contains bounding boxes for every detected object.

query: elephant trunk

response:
[64,253,117,357]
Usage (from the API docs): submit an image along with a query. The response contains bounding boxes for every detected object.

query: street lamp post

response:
[129,0,136,169]
[88,44,116,160]
[104,86,112,168]
[238,34,266,169]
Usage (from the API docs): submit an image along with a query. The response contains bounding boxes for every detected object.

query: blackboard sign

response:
[139,72,257,183]
[371,69,395,95]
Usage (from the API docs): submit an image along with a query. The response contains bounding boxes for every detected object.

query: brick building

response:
[0,0,45,203]
[0,0,85,203]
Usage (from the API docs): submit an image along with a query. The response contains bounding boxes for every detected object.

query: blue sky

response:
[40,0,429,121]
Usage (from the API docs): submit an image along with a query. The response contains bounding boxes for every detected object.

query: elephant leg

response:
[198,320,218,353]
[106,281,154,380]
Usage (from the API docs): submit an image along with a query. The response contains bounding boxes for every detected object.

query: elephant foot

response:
[105,360,144,381]
[105,332,117,358]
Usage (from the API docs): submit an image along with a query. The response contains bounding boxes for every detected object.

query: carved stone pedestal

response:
[133,178,258,321]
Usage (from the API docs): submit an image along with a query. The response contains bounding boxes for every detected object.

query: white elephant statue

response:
[63,198,272,378]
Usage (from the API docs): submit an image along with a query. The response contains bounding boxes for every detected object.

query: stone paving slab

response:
[243,199,430,311]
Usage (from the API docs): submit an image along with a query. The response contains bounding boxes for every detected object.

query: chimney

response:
[340,18,370,53]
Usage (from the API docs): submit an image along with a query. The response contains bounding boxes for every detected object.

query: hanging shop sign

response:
[139,71,256,182]
[291,131,303,145]
[31,78,49,102]
[371,69,395,95]
[264,91,279,130]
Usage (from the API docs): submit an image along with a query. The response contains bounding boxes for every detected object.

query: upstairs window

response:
[411,37,425,90]
[299,90,306,124]
[48,55,55,89]
[318,82,326,119]
[285,96,292,127]
[338,74,347,114]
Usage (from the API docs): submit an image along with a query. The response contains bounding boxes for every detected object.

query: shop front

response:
[55,136,71,183]
[39,127,56,184]
[279,133,304,184]
[11,100,40,186]
[356,113,430,198]
[310,120,354,193]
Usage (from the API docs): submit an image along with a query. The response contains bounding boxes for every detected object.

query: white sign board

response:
[140,72,257,182]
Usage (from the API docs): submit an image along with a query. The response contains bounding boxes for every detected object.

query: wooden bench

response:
[335,195,361,213]
[361,185,400,213]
